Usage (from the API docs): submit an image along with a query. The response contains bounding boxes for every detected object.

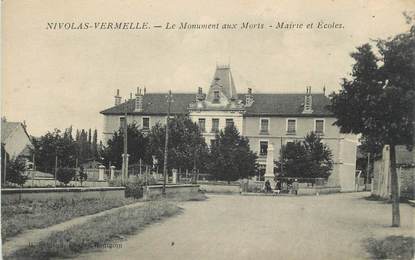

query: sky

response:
[2,0,414,137]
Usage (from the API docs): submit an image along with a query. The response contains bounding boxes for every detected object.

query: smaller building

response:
[1,118,34,166]
[372,145,415,199]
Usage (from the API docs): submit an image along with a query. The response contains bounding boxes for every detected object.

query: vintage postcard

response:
[1,0,414,259]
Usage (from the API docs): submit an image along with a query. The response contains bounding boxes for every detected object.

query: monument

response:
[264,143,275,187]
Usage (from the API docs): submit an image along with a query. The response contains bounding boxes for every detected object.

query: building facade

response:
[101,66,358,191]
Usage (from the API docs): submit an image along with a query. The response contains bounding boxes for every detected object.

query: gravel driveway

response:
[76,192,414,260]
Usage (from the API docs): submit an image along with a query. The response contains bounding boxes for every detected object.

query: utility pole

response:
[366,153,371,191]
[121,100,129,185]
[3,151,7,185]
[280,136,283,177]
[32,153,36,171]
[162,90,173,195]
[54,151,58,187]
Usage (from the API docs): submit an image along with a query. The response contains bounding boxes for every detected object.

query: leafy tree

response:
[328,24,415,227]
[207,125,258,182]
[102,123,149,168]
[277,132,333,179]
[6,157,28,186]
[92,129,98,159]
[147,115,209,172]
[56,168,76,185]
[32,127,100,174]
[32,128,77,172]
[277,141,309,178]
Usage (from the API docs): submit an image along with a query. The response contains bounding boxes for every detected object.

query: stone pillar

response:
[264,143,275,186]
[172,168,178,184]
[110,166,116,180]
[98,165,105,181]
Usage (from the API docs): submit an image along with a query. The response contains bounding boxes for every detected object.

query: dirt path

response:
[2,201,144,258]
[76,192,414,260]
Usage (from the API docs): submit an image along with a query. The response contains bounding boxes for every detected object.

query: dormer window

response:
[213,90,220,103]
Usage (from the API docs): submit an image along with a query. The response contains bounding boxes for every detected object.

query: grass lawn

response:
[11,200,181,259]
[365,235,415,260]
[1,197,138,241]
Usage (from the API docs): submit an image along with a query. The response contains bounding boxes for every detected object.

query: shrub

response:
[78,166,87,186]
[5,157,28,186]
[56,168,76,185]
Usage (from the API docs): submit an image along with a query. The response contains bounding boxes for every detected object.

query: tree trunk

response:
[389,144,400,227]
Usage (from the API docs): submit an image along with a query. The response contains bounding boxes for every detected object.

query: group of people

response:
[264,179,299,195]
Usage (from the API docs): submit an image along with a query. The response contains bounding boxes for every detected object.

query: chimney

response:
[245,88,254,107]
[302,86,313,114]
[135,87,144,112]
[196,87,205,101]
[114,89,121,106]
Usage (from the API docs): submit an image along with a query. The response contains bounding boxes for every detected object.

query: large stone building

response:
[101,65,358,191]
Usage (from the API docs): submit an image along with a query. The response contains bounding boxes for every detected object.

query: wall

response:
[189,110,244,142]
[1,187,125,203]
[243,116,357,191]
[19,178,109,188]
[399,167,415,199]
[336,136,358,192]
[372,145,415,199]
[199,183,240,194]
[297,186,341,195]
[143,184,200,200]
[243,116,345,163]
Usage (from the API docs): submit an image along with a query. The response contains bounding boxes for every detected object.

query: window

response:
[211,118,219,132]
[260,118,269,134]
[286,119,297,134]
[213,90,220,103]
[120,117,126,129]
[260,141,268,156]
[225,119,234,128]
[210,139,216,147]
[315,119,325,134]
[198,118,206,132]
[142,117,150,130]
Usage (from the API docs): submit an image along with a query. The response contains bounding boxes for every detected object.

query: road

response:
[77,192,414,260]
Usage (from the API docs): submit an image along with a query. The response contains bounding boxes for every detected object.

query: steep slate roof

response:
[207,66,238,100]
[100,93,196,115]
[1,121,22,143]
[101,92,333,117]
[240,93,332,116]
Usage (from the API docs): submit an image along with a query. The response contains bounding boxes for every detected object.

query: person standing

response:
[292,179,299,195]
[265,180,272,193]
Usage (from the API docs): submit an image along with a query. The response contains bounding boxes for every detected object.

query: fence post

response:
[110,166,115,180]
[172,168,178,184]
[98,165,105,181]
